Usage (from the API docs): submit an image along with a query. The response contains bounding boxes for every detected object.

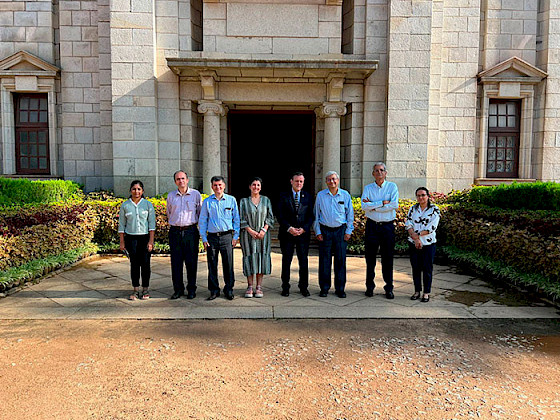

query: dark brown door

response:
[486,100,520,178]
[14,93,50,174]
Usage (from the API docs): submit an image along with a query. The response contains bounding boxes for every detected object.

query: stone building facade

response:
[1,0,559,198]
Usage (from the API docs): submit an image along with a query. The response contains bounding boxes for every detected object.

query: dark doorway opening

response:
[228,111,315,205]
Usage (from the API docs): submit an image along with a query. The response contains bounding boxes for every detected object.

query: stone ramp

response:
[0,251,558,320]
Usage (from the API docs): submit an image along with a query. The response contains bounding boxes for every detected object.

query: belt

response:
[208,230,233,237]
[367,219,394,225]
[319,224,344,232]
[170,224,197,231]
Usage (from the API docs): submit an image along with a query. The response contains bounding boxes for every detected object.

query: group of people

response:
[117,162,441,303]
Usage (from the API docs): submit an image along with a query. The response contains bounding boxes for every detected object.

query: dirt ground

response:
[1,319,559,420]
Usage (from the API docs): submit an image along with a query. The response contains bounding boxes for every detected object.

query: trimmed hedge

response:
[441,206,560,282]
[440,245,560,300]
[0,243,98,291]
[469,182,560,210]
[0,177,82,207]
[0,204,98,272]
[347,197,417,255]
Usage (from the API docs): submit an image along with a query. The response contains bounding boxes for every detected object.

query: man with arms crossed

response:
[361,162,399,299]
[167,170,202,300]
[199,176,240,300]
[314,171,354,298]
[276,172,314,297]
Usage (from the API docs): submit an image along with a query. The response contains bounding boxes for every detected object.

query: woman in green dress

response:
[239,177,274,298]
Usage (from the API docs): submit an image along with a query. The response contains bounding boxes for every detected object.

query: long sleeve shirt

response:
[405,203,441,246]
[118,198,156,235]
[166,188,202,227]
[361,181,399,222]
[313,188,354,236]
[198,193,241,242]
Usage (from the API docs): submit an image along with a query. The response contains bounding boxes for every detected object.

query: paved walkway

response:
[0,250,558,319]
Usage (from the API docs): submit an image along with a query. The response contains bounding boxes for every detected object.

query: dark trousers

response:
[124,234,151,288]
[365,219,395,292]
[318,225,347,293]
[207,232,235,294]
[409,242,436,294]
[280,235,310,291]
[169,226,199,294]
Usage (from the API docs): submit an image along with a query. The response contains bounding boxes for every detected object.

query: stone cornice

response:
[167,55,377,81]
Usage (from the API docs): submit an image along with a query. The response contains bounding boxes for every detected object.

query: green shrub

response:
[0,243,98,291]
[469,182,560,210]
[0,177,82,207]
[440,245,560,301]
[0,206,98,271]
[347,197,417,255]
[441,207,560,281]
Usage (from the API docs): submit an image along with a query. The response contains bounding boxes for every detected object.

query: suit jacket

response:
[276,190,314,241]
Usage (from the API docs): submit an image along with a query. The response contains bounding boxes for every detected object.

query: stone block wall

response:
[362,0,388,191]
[385,0,433,198]
[203,2,342,56]
[481,0,538,68]
[435,0,480,194]
[59,0,103,191]
[0,0,56,62]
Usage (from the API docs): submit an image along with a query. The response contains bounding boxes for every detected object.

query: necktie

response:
[294,193,299,211]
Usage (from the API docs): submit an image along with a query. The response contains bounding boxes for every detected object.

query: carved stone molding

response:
[199,70,218,100]
[198,100,227,116]
[326,72,345,102]
[315,102,347,118]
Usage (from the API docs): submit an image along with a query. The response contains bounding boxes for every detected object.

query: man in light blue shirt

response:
[361,162,399,299]
[314,171,354,298]
[199,176,240,300]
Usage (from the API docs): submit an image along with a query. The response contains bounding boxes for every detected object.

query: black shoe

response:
[207,292,220,301]
[319,290,328,297]
[365,289,374,297]
[186,292,196,300]
[225,292,234,300]
[335,291,346,298]
[385,291,395,299]
[300,289,310,297]
[421,295,430,303]
[281,289,290,297]
[410,293,421,301]
[170,291,184,300]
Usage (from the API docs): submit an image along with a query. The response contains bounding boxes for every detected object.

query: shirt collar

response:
[175,188,191,196]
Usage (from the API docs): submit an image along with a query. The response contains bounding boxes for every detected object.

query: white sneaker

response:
[254,286,264,298]
[244,286,253,298]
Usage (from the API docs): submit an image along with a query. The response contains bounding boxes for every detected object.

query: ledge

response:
[474,178,536,186]
[167,53,378,80]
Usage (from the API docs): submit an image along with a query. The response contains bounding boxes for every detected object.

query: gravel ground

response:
[0,319,559,419]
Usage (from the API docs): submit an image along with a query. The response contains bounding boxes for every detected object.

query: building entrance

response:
[228,111,315,204]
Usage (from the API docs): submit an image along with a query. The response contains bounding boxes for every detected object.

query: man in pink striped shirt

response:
[166,170,202,299]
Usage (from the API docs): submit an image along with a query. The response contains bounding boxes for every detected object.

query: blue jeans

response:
[409,242,436,294]
[318,225,347,293]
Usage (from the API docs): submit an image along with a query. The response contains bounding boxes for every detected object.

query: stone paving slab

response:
[0,251,558,320]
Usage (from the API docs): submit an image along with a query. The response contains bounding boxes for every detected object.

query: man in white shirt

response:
[361,162,399,299]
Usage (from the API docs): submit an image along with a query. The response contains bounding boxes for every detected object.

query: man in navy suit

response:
[276,172,315,297]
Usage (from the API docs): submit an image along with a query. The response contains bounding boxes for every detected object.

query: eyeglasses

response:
[416,194,428,197]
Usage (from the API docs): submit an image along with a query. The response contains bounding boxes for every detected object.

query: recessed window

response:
[14,93,49,174]
[486,100,520,178]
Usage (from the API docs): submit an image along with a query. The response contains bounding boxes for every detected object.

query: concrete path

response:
[0,250,558,319]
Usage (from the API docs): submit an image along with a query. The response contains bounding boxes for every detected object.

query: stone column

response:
[198,100,227,194]
[316,102,347,177]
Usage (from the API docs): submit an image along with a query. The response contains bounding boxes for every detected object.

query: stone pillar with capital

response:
[198,100,227,194]
[315,102,347,178]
